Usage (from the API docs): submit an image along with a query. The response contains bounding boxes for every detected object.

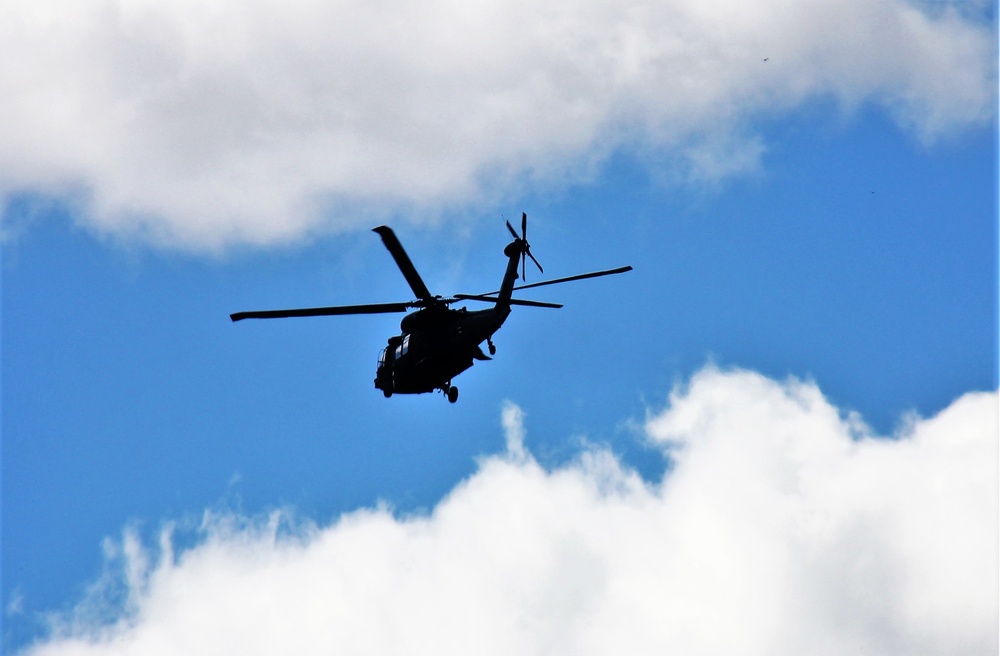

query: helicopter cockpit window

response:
[395,334,410,359]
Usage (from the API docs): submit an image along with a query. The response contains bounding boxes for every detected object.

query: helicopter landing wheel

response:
[487,339,496,356]
[382,389,392,398]
[447,386,459,403]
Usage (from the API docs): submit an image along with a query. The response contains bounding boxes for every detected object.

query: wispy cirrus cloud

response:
[1,0,994,250]
[21,367,997,655]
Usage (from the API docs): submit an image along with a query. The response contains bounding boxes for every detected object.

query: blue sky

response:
[2,1,997,654]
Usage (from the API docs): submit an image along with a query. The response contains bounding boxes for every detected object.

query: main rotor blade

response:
[477,265,633,296]
[452,294,562,309]
[372,226,433,301]
[231,302,410,322]
[511,265,631,291]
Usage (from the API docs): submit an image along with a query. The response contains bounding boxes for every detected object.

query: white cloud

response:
[501,399,529,463]
[0,0,994,250]
[21,367,998,655]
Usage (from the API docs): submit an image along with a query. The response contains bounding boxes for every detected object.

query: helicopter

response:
[230,213,631,402]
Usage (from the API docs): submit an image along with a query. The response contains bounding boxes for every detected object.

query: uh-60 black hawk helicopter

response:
[231,213,631,403]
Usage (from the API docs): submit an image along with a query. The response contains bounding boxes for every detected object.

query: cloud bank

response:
[1,0,994,249]
[22,367,997,655]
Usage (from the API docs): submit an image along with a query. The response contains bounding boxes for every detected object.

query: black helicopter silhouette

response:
[231,213,631,402]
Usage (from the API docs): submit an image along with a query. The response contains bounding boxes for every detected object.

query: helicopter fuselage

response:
[375,243,521,399]
[375,304,508,397]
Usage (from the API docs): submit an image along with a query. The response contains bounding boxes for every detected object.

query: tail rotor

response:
[505,212,543,281]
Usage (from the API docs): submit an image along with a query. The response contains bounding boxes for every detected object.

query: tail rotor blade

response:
[526,249,543,274]
[506,219,519,241]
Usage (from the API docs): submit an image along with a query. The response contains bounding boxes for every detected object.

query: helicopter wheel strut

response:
[445,383,459,404]
[487,337,496,356]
